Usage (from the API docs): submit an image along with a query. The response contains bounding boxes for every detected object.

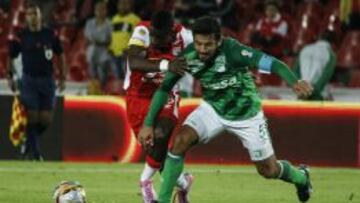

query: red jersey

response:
[255,13,288,57]
[124,21,193,97]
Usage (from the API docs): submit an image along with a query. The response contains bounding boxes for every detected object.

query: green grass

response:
[0,161,360,203]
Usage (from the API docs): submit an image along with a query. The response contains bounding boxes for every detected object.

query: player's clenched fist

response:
[169,57,187,76]
[293,80,313,99]
[139,125,155,148]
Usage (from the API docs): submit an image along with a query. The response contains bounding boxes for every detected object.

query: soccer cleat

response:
[173,173,194,203]
[296,165,312,202]
[140,180,157,203]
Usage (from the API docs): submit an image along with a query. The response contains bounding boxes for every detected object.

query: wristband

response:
[159,59,169,72]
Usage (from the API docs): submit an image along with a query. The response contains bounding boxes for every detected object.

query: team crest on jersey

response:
[213,55,226,72]
[44,47,53,61]
[241,50,253,58]
[139,28,147,36]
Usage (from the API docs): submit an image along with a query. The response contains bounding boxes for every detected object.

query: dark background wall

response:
[0,95,63,160]
[1,96,360,168]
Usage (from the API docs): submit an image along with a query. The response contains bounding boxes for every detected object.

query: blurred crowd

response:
[0,0,359,97]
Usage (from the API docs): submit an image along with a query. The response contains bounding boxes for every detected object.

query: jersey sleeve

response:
[228,38,264,69]
[144,72,182,126]
[128,25,150,48]
[312,48,336,95]
[8,33,21,59]
[228,38,298,86]
[52,30,63,55]
[180,27,193,48]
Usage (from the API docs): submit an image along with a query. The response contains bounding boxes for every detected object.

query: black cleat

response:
[296,165,312,202]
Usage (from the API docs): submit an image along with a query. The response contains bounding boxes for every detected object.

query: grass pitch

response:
[0,161,359,203]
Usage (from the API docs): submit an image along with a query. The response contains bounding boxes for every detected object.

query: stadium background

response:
[0,0,359,164]
[0,0,360,202]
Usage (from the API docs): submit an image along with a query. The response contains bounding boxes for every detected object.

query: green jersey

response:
[182,38,264,120]
[144,38,299,126]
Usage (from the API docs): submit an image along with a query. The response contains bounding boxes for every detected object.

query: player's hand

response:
[168,57,187,76]
[57,77,66,92]
[139,125,154,148]
[293,80,313,99]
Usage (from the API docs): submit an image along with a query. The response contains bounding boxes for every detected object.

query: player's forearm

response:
[59,54,67,79]
[271,58,298,87]
[313,52,336,95]
[144,89,169,126]
[144,72,180,126]
[128,55,163,72]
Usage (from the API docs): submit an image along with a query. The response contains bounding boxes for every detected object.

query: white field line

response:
[0,167,359,174]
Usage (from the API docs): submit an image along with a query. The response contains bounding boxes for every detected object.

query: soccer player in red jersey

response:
[125,11,193,203]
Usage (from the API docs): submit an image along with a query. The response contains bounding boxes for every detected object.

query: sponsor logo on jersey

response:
[202,75,238,90]
[187,59,205,74]
[213,55,226,72]
[241,50,253,58]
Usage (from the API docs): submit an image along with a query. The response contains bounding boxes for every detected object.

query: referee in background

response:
[6,2,67,161]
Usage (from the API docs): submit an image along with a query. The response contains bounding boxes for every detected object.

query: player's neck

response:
[29,23,42,32]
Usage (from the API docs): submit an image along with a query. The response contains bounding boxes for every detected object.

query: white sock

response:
[176,173,188,189]
[140,163,159,182]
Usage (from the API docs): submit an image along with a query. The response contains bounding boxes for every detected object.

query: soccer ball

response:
[53,181,86,203]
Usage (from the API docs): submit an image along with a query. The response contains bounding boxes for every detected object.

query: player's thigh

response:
[226,111,274,161]
[126,96,150,136]
[171,125,200,155]
[27,110,40,124]
[154,94,179,139]
[39,110,53,126]
[38,78,56,111]
[19,76,39,111]
[183,102,224,144]
[154,116,176,140]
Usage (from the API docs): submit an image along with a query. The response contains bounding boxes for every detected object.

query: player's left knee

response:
[154,127,168,139]
[39,111,53,127]
[257,166,278,179]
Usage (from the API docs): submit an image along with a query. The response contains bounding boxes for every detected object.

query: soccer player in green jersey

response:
[139,16,314,203]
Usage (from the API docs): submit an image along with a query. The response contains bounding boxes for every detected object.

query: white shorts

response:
[183,101,274,161]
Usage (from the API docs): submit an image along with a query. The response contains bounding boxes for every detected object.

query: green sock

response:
[278,160,307,186]
[158,153,184,203]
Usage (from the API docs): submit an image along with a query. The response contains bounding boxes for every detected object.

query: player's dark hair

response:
[192,16,221,40]
[265,0,280,9]
[150,10,174,37]
[25,1,41,10]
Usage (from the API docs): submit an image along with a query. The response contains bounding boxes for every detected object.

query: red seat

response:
[222,27,241,41]
[259,74,283,86]
[0,50,8,78]
[296,1,322,20]
[290,23,317,54]
[290,1,323,53]
[69,53,88,81]
[321,0,342,39]
[237,22,256,46]
[349,70,360,87]
[337,31,360,69]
